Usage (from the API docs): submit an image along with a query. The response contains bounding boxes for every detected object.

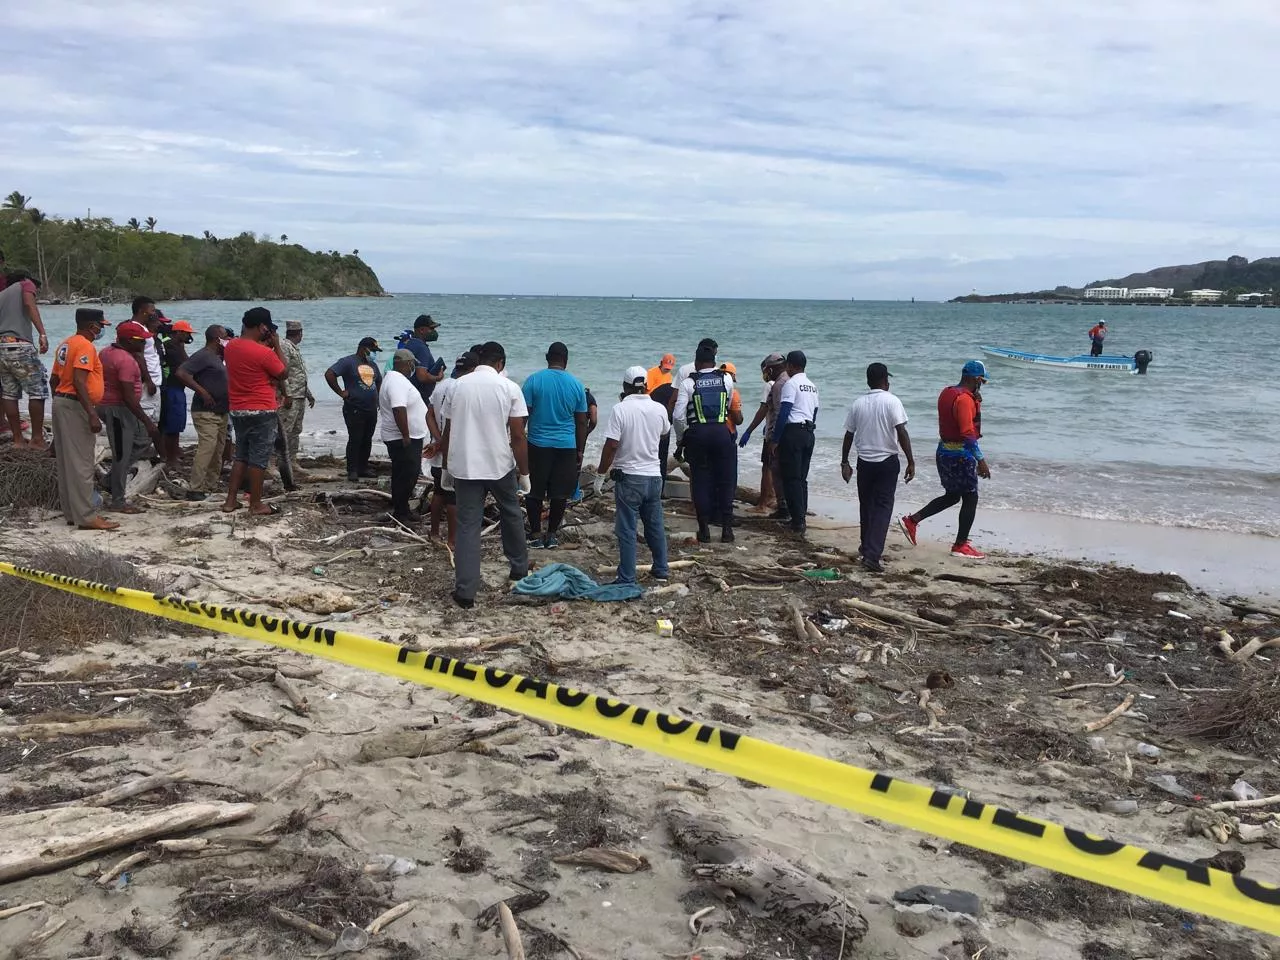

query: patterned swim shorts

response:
[0,341,50,401]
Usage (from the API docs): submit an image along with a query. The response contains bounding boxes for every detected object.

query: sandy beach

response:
[1,460,1278,960]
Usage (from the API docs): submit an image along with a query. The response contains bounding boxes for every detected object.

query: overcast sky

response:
[3,1,1277,299]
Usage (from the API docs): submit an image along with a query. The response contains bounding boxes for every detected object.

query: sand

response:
[0,458,1278,960]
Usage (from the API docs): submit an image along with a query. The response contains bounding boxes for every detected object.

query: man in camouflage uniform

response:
[279,320,315,480]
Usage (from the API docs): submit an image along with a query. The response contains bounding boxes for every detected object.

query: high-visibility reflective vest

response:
[686,370,729,425]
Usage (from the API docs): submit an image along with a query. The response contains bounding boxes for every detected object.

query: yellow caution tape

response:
[3,559,1278,936]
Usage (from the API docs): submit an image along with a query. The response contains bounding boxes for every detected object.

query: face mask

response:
[420,329,439,343]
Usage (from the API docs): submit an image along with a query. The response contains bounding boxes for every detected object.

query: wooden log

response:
[263,758,331,802]
[666,805,868,945]
[916,607,957,626]
[0,901,46,920]
[96,851,150,886]
[365,901,415,935]
[268,906,336,945]
[81,770,189,807]
[230,709,309,737]
[0,718,151,741]
[497,902,526,960]
[552,848,648,873]
[838,597,942,630]
[125,460,164,500]
[0,801,256,883]
[357,717,521,763]
[476,891,549,931]
[273,672,309,715]
[1082,694,1137,733]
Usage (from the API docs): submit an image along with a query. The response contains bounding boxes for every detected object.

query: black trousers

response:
[1090,341,1103,357]
[385,437,423,519]
[658,433,670,496]
[685,423,736,526]
[777,422,815,531]
[342,404,377,476]
[856,455,900,563]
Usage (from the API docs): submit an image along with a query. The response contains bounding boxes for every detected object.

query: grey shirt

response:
[180,347,229,414]
[0,283,34,341]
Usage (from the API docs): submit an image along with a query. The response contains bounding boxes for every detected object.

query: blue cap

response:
[961,360,990,381]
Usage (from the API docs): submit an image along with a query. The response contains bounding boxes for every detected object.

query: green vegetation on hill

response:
[0,190,385,302]
[1092,255,1280,296]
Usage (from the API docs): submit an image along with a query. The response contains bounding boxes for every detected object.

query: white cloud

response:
[2,0,1279,297]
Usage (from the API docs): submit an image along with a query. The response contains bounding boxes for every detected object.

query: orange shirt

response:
[52,334,104,405]
[724,388,743,434]
[646,365,673,393]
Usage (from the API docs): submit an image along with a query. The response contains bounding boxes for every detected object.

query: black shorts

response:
[430,466,456,505]
[528,443,579,500]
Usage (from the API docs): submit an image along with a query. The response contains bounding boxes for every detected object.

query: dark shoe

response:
[649,570,670,584]
[358,471,376,479]
[767,509,791,521]
[541,534,560,550]
[697,524,711,543]
[185,491,209,502]
[451,591,475,609]
[860,557,884,574]
[509,568,527,582]
[790,523,807,535]
[347,473,358,483]
[720,525,735,543]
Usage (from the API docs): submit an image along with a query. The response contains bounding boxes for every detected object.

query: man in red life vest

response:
[898,360,990,559]
[1088,320,1106,357]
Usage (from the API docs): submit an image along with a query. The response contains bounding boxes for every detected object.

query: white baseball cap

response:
[624,365,648,386]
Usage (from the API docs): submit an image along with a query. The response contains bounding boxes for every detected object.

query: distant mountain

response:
[1089,255,1280,293]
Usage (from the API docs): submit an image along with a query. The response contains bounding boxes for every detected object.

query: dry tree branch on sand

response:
[0,545,176,652]
[0,446,59,509]
[1166,673,1280,753]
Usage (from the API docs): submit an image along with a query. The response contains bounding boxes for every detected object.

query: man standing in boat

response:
[1088,320,1107,357]
[899,360,990,560]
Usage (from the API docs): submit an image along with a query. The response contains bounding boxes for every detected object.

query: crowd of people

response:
[0,274,997,600]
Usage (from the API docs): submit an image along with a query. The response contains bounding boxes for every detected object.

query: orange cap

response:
[170,320,196,334]
[660,353,676,369]
[720,361,738,377]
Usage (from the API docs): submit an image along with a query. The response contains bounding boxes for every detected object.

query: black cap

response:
[242,306,273,328]
[786,350,807,369]
[414,313,439,329]
[75,308,107,327]
[866,362,892,384]
[454,351,478,371]
[359,336,382,353]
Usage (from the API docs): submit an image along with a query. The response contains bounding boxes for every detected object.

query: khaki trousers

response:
[280,399,306,464]
[53,396,99,526]
[191,411,228,493]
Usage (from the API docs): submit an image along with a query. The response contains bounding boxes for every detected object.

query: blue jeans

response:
[613,473,668,583]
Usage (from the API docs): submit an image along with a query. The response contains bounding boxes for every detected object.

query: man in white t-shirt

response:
[379,350,429,527]
[425,350,478,547]
[598,365,672,584]
[841,362,916,573]
[769,350,820,534]
[736,352,786,515]
[440,341,530,609]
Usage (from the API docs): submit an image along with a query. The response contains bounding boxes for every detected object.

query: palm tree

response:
[27,208,48,285]
[145,216,157,232]
[280,234,288,243]
[352,249,359,256]
[126,217,141,231]
[3,191,30,213]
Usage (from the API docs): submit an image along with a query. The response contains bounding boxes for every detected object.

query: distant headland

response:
[0,190,386,303]
[953,255,1279,306]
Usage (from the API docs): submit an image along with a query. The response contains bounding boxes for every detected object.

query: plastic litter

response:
[1086,736,1107,754]
[1136,743,1161,760]
[893,884,981,918]
[365,854,417,877]
[1148,774,1195,800]
[326,925,370,955]
[1102,799,1139,816]
[853,712,874,724]
[800,568,841,581]
[1231,779,1261,802]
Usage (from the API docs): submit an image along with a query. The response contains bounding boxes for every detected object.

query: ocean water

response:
[36,296,1280,537]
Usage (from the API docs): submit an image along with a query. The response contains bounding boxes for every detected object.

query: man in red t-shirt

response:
[222,307,287,516]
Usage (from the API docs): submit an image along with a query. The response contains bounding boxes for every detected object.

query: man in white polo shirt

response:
[769,350,820,535]
[440,341,530,609]
[378,349,429,528]
[841,362,916,573]
[597,365,671,585]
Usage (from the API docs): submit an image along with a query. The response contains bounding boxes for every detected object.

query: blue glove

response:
[738,427,753,448]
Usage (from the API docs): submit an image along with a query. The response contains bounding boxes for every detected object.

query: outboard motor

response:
[1134,349,1153,375]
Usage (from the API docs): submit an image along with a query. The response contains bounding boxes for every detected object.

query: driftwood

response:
[838,597,941,631]
[0,801,255,882]
[274,671,309,715]
[665,805,868,944]
[263,758,332,802]
[125,460,164,500]
[366,901,416,936]
[1209,794,1280,812]
[97,850,150,886]
[497,902,526,960]
[477,891,549,931]
[78,770,189,807]
[1082,694,1137,733]
[268,905,336,945]
[230,709,309,737]
[788,602,824,644]
[0,718,151,740]
[232,664,324,681]
[553,848,648,873]
[0,901,46,920]
[357,717,520,763]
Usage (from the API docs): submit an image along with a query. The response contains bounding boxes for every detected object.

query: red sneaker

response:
[898,515,918,546]
[951,542,986,560]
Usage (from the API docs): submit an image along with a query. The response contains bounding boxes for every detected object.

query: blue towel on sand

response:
[512,563,642,602]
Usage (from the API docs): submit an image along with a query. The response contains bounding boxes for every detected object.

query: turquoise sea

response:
[36,296,1280,538]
